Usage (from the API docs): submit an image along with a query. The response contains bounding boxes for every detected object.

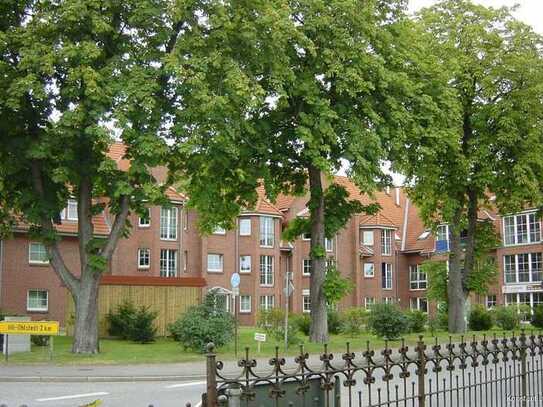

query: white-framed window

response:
[486,295,497,309]
[303,259,312,276]
[504,253,542,283]
[409,265,427,290]
[505,292,543,312]
[138,208,151,227]
[436,224,450,252]
[259,255,274,286]
[362,230,374,246]
[160,249,177,277]
[302,232,311,240]
[363,263,374,278]
[381,229,393,255]
[27,289,48,312]
[239,218,251,236]
[160,207,178,240]
[240,255,251,273]
[259,216,274,247]
[326,257,336,270]
[212,226,226,235]
[503,212,541,246]
[240,295,252,313]
[207,254,224,273]
[383,297,395,304]
[364,297,375,309]
[259,295,275,311]
[410,297,428,313]
[138,248,150,269]
[381,263,393,289]
[28,242,49,264]
[325,237,333,252]
[302,289,311,313]
[60,199,78,221]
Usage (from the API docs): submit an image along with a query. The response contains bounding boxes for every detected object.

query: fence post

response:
[206,342,218,407]
[519,330,528,407]
[416,336,427,407]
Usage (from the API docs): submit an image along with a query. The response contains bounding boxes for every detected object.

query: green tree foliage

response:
[323,266,353,307]
[0,0,183,353]
[494,306,522,331]
[106,301,157,344]
[340,308,369,336]
[169,292,235,352]
[405,310,427,333]
[170,0,433,343]
[394,1,543,333]
[531,305,543,329]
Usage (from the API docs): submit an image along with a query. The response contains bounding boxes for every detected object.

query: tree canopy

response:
[0,0,182,353]
[170,0,437,341]
[394,0,543,332]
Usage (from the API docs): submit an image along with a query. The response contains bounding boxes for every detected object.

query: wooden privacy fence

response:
[65,275,205,337]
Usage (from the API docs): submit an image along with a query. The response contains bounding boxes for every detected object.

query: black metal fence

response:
[197,331,543,407]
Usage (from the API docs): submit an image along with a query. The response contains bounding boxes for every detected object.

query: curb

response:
[0,374,207,383]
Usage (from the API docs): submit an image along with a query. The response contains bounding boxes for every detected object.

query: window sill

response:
[138,225,151,228]
[27,309,48,313]
[160,238,178,242]
[259,245,275,249]
[28,262,50,266]
[207,270,224,273]
[239,234,251,237]
[239,271,251,274]
[138,267,150,271]
[260,285,274,288]
[364,275,374,278]
[409,288,427,291]
[239,311,251,314]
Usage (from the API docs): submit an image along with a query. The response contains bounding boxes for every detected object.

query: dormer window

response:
[60,199,78,221]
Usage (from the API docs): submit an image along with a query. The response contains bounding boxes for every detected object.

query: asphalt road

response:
[0,380,205,407]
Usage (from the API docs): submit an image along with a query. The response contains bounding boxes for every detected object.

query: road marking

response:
[36,392,110,402]
[164,380,206,389]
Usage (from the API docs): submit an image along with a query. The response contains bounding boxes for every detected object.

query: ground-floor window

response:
[505,292,543,313]
[160,249,177,277]
[364,297,375,309]
[239,295,251,313]
[259,295,274,311]
[410,297,428,313]
[302,289,311,313]
[27,289,48,312]
[486,294,497,309]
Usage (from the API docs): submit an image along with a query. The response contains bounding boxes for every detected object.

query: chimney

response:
[395,187,400,206]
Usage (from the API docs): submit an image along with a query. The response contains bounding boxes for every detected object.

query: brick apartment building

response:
[0,144,542,327]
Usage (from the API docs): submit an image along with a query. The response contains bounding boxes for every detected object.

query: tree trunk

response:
[71,273,101,354]
[308,165,328,343]
[448,210,467,333]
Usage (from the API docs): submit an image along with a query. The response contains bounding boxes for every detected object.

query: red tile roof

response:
[360,212,397,228]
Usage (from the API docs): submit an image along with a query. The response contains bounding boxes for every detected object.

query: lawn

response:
[0,326,524,366]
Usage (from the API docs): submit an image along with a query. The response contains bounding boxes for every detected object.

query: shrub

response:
[31,335,50,346]
[257,309,299,343]
[168,292,235,352]
[130,306,158,343]
[107,301,137,340]
[367,303,408,340]
[468,305,493,331]
[405,310,427,333]
[341,308,369,336]
[327,309,342,335]
[531,305,543,329]
[494,306,521,331]
[292,314,311,336]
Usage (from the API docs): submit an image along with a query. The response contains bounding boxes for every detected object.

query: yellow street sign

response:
[0,321,59,336]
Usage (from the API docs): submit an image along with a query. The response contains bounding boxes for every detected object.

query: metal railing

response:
[197,331,543,407]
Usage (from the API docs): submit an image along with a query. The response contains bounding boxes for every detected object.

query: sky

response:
[408,0,543,33]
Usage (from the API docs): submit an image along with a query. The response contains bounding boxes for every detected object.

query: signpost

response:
[231,273,240,357]
[284,271,294,352]
[0,321,59,362]
[254,332,266,353]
